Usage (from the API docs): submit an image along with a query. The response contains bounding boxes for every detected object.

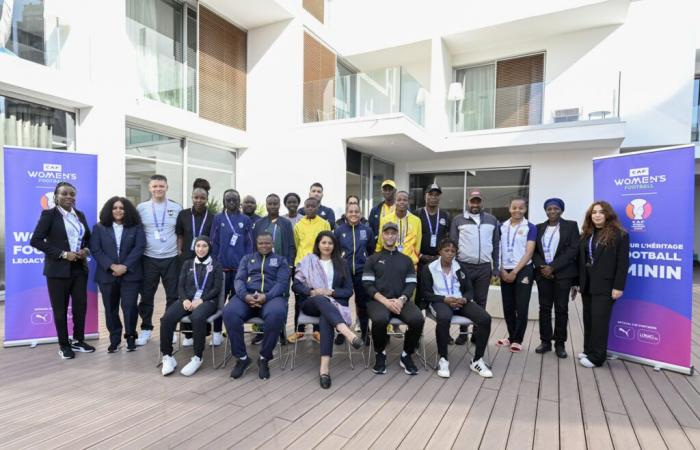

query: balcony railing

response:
[303,66,426,126]
[452,81,620,132]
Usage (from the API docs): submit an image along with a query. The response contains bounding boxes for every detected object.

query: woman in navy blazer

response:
[30,182,94,359]
[292,231,362,389]
[90,196,146,352]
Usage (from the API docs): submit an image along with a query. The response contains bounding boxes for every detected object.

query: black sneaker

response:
[334,334,346,346]
[71,341,95,353]
[58,345,75,359]
[258,357,270,380]
[126,336,137,352]
[230,357,251,379]
[251,334,264,345]
[399,353,419,375]
[448,337,455,345]
[535,342,552,354]
[455,334,468,345]
[107,344,119,353]
[372,352,387,374]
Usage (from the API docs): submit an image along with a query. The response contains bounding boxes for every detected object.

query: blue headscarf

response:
[543,198,565,211]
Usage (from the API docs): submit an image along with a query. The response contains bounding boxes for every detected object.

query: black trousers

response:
[138,256,178,331]
[464,262,493,309]
[500,266,534,344]
[352,273,369,334]
[301,296,347,357]
[536,276,573,344]
[98,279,140,346]
[160,300,217,358]
[367,299,424,354]
[582,293,615,366]
[430,301,491,361]
[46,263,88,347]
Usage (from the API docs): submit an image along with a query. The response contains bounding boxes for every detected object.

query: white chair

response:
[365,317,427,369]
[289,311,362,370]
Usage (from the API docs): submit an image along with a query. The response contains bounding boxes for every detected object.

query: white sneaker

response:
[437,357,450,378]
[135,330,152,346]
[161,355,177,376]
[182,337,193,347]
[579,357,596,368]
[470,358,493,378]
[211,332,223,347]
[577,352,587,360]
[180,356,202,376]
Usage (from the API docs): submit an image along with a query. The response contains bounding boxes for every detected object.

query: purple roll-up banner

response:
[593,145,694,374]
[3,147,99,347]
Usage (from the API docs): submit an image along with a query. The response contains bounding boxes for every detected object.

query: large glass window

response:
[0,94,76,293]
[346,149,394,215]
[126,0,197,112]
[125,126,237,210]
[1,0,44,64]
[408,168,530,223]
[692,76,699,142]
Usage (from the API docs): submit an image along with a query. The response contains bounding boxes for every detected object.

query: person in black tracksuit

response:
[31,182,95,359]
[576,201,629,369]
[532,198,579,358]
[416,183,451,309]
[422,238,492,378]
[334,203,374,344]
[363,222,424,376]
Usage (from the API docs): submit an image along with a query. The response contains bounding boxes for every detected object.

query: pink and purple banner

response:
[3,147,99,346]
[593,145,694,374]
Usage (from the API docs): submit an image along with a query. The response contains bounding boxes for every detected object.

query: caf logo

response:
[625,199,652,231]
[40,192,55,210]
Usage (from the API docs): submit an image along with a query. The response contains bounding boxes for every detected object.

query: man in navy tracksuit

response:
[334,203,374,344]
[223,231,290,380]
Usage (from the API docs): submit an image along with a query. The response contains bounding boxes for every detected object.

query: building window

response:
[454,53,544,132]
[692,76,699,142]
[0,0,53,66]
[346,149,394,214]
[125,0,197,112]
[125,126,236,209]
[409,168,530,222]
[0,94,76,293]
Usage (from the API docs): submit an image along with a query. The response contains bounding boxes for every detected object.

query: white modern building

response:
[0,0,699,293]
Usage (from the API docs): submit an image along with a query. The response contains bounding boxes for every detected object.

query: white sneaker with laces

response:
[182,337,193,347]
[470,358,493,378]
[161,355,177,376]
[577,352,587,360]
[180,356,202,376]
[437,357,450,378]
[211,332,223,347]
[135,329,152,346]
[579,357,596,368]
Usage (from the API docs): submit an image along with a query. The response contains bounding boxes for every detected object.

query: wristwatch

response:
[60,251,67,259]
[398,295,408,304]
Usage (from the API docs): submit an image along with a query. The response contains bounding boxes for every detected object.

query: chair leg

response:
[346,340,354,370]
[366,333,374,369]
[291,336,298,370]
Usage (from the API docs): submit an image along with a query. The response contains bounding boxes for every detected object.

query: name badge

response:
[430,235,437,248]
[154,230,161,241]
[544,251,553,263]
[229,234,239,247]
[194,289,203,299]
[397,245,404,252]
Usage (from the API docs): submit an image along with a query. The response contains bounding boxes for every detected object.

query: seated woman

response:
[160,236,222,376]
[293,231,363,389]
[224,232,290,381]
[421,238,493,379]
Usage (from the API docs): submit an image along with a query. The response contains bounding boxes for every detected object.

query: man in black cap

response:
[363,222,424,375]
[415,183,451,309]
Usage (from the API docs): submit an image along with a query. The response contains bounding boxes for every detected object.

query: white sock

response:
[401,351,408,357]
[260,356,266,360]
[240,355,247,360]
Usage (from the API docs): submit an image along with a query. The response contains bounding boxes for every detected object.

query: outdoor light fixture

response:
[447,82,464,101]
[415,87,428,105]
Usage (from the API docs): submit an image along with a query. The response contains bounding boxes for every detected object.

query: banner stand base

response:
[3,333,100,348]
[608,350,694,376]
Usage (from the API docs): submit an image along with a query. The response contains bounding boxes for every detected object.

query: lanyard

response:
[191,208,208,241]
[60,209,84,251]
[151,200,167,233]
[543,224,560,253]
[351,224,356,276]
[440,269,457,296]
[588,234,599,264]
[193,261,212,292]
[423,209,440,238]
[506,220,524,251]
[224,212,239,235]
[271,222,278,244]
[398,216,407,245]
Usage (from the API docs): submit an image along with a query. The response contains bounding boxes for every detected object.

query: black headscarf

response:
[193,235,212,263]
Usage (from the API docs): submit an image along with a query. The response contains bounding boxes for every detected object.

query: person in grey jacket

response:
[449,190,500,344]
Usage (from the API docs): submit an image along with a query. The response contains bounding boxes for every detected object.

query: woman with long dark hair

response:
[90,196,146,352]
[293,231,362,388]
[576,201,629,368]
[30,182,95,359]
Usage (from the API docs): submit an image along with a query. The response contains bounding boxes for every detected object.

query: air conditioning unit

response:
[553,108,580,123]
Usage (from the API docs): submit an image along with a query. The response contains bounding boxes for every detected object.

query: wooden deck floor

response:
[0,275,699,449]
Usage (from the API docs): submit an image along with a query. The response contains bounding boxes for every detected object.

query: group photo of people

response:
[31,174,630,388]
